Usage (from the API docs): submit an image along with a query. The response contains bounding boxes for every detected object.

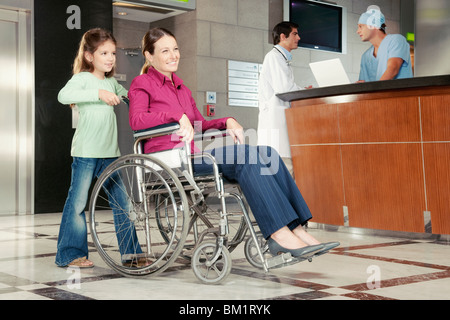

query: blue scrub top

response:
[359,34,413,82]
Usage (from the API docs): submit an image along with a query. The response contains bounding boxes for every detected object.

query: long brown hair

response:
[73,28,117,78]
[140,27,176,74]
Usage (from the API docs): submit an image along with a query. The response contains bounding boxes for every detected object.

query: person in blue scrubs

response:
[357,6,413,82]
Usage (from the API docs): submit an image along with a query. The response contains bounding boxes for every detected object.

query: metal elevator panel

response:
[0,8,33,215]
[0,11,18,214]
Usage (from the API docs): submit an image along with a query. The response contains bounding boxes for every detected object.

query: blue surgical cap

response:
[358,9,385,29]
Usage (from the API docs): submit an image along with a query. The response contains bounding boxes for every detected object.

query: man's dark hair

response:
[272,21,299,45]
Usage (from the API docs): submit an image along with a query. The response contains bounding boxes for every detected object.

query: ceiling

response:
[113,1,188,23]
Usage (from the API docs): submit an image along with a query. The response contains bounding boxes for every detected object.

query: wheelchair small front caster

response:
[244,232,269,269]
[191,241,231,285]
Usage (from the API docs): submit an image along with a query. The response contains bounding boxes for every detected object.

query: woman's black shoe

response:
[268,238,324,257]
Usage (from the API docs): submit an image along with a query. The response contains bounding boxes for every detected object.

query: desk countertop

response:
[277,75,450,102]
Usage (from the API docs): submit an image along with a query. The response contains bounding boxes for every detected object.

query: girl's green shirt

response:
[58,72,128,158]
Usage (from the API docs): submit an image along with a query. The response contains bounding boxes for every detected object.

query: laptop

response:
[309,58,351,87]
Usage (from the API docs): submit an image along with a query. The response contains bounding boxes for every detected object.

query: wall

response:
[142,0,402,133]
[34,0,112,213]
[415,1,450,76]
[112,18,149,155]
[0,0,32,10]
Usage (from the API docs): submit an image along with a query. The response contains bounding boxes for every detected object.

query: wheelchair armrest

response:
[194,129,228,141]
[133,123,180,140]
[133,124,233,155]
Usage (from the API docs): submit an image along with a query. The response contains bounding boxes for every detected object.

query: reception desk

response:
[279,75,450,235]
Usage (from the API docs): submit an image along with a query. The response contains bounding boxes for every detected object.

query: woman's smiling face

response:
[145,35,180,78]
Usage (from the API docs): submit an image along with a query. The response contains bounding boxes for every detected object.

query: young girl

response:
[55,28,141,268]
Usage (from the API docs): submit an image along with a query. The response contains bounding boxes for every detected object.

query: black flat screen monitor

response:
[285,0,347,53]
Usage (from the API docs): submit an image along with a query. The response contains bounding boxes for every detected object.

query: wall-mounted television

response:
[284,0,347,54]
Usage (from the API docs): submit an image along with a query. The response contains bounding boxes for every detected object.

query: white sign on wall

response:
[228,60,262,108]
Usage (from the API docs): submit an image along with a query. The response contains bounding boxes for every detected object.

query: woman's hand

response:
[177,114,194,142]
[99,89,121,106]
[226,118,244,144]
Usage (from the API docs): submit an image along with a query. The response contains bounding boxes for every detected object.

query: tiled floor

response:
[0,212,449,301]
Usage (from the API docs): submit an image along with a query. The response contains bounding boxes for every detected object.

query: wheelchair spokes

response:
[89,155,189,277]
[191,241,232,285]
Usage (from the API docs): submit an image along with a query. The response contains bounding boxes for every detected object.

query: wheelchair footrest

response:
[265,252,307,269]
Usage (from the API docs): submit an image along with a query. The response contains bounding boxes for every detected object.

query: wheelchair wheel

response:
[191,241,231,285]
[155,180,248,254]
[89,154,189,277]
[244,231,269,269]
[187,201,247,253]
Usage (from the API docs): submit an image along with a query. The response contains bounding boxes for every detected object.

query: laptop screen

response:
[309,58,351,87]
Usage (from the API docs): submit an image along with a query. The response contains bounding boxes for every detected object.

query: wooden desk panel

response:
[341,144,425,233]
[286,103,340,145]
[338,97,421,143]
[291,145,344,226]
[423,143,450,235]
[421,94,450,141]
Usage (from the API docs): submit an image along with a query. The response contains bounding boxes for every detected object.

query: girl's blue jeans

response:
[55,157,142,267]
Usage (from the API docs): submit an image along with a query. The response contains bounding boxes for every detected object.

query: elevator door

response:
[0,8,32,215]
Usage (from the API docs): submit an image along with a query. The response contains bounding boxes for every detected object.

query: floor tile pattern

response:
[0,213,449,301]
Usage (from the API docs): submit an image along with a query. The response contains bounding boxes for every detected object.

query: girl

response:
[128,28,339,259]
[55,28,141,268]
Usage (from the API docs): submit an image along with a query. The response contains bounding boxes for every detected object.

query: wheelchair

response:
[88,121,312,284]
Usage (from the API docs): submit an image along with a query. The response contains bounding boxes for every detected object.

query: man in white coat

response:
[258,21,302,176]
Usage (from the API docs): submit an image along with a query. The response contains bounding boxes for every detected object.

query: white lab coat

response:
[257,47,301,158]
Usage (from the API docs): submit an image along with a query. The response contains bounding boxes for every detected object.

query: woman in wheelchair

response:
[128,28,339,259]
